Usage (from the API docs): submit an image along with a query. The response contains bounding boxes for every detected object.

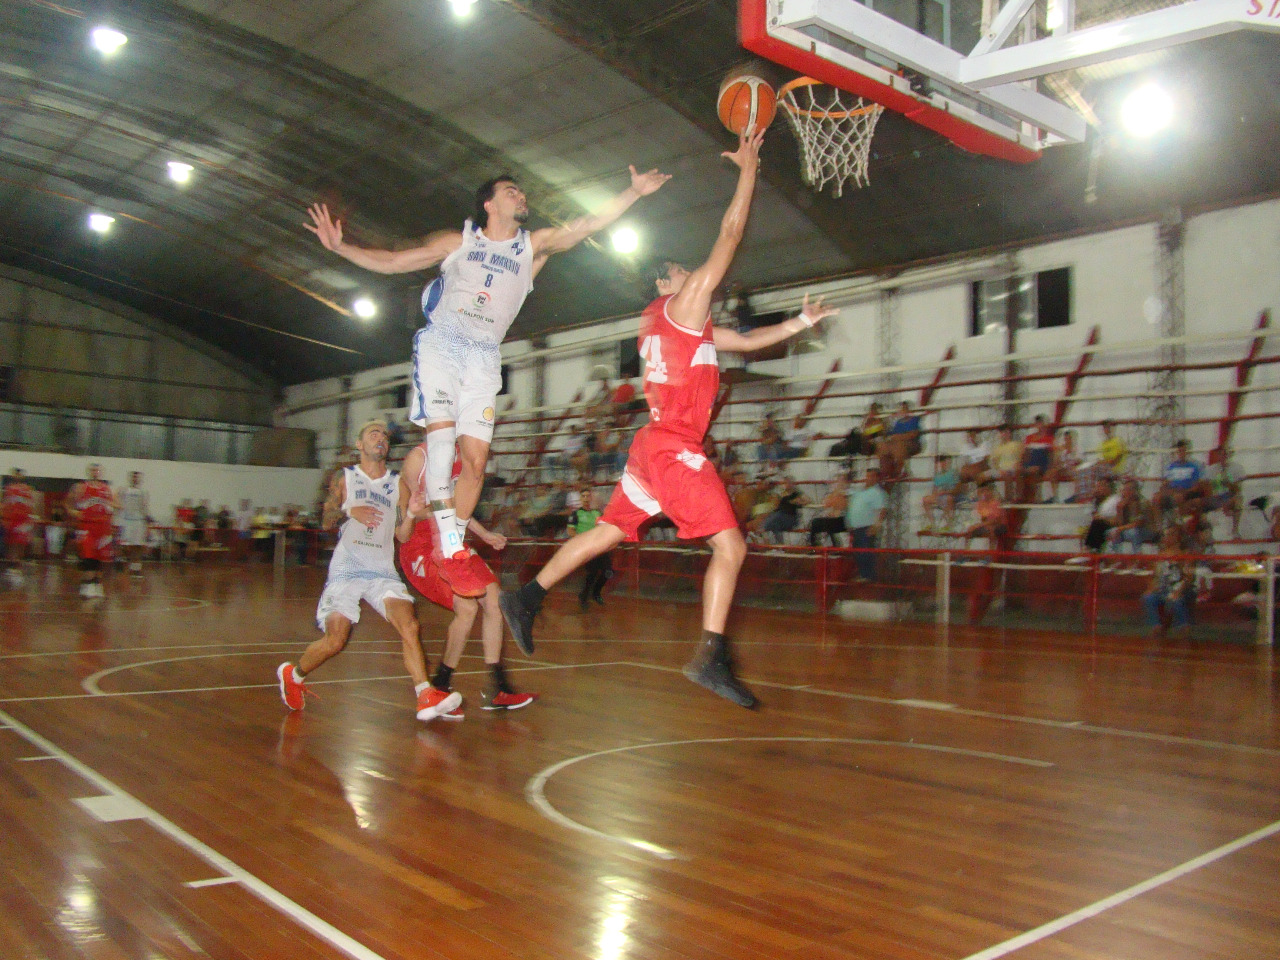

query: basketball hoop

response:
[777,77,884,197]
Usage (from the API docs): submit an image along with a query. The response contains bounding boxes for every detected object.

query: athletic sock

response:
[518,580,547,612]
[434,508,464,556]
[432,663,454,691]
[490,661,513,694]
[293,666,306,683]
[414,681,431,696]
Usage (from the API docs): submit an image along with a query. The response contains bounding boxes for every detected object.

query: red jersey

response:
[2,482,36,525]
[1025,428,1054,454]
[75,480,115,525]
[638,295,719,443]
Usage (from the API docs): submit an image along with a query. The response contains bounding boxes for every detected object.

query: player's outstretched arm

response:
[465,517,507,551]
[305,203,462,274]
[667,132,763,331]
[713,294,838,354]
[530,165,671,263]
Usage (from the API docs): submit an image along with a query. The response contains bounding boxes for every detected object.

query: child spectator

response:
[922,454,960,530]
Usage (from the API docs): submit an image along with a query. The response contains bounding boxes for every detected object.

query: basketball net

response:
[778,78,884,197]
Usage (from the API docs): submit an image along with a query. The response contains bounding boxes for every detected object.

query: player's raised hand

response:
[629,165,672,196]
[798,293,838,328]
[722,129,765,171]
[305,203,344,251]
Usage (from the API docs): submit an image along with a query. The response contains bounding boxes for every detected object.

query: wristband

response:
[797,311,816,329]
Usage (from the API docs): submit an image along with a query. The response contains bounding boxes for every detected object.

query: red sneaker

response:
[276,662,313,711]
[437,549,490,598]
[416,686,463,722]
[482,690,538,711]
[439,702,465,721]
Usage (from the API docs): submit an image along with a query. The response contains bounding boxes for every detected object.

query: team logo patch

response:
[481,407,495,422]
[676,450,707,471]
[473,291,491,308]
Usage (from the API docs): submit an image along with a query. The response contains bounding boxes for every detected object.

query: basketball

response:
[717,72,776,137]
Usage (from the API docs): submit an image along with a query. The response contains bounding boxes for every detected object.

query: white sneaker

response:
[79,583,93,599]
[91,582,105,598]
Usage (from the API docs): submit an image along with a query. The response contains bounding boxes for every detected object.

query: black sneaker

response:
[683,657,759,709]
[499,591,536,655]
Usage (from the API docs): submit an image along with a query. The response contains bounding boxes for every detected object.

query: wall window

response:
[969,267,1072,336]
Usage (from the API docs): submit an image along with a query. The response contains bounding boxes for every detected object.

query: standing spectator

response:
[174,499,196,562]
[45,501,67,559]
[922,454,960,530]
[1021,415,1055,502]
[988,426,1025,502]
[1154,439,1210,517]
[1142,526,1194,640]
[845,467,887,581]
[809,472,849,546]
[1206,446,1244,539]
[1045,429,1081,502]
[762,474,809,543]
[118,471,149,576]
[962,481,1008,551]
[882,400,923,480]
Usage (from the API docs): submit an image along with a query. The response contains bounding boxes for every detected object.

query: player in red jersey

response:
[2,468,41,588]
[398,442,537,716]
[67,464,118,599]
[500,133,836,708]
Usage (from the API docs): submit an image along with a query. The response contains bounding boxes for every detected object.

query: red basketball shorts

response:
[399,525,495,612]
[77,522,114,562]
[599,427,736,542]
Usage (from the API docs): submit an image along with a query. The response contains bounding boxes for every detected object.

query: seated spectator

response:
[745,473,780,542]
[1083,477,1121,553]
[881,400,923,481]
[962,481,1007,551]
[762,474,809,543]
[780,415,813,461]
[557,422,590,480]
[861,402,886,458]
[1153,439,1210,517]
[922,454,960,530]
[756,414,794,464]
[1021,415,1054,501]
[957,428,990,493]
[1206,446,1244,538]
[1097,419,1129,477]
[729,467,758,527]
[1106,477,1159,555]
[591,423,623,480]
[1142,526,1194,640]
[1045,429,1082,502]
[828,420,863,461]
[844,467,887,581]
[988,426,1025,502]
[809,472,849,546]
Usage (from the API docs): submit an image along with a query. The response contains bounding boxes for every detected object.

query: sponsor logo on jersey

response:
[676,450,707,471]
[482,407,495,422]
[473,291,491,308]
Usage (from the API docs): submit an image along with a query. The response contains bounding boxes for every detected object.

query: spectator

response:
[989,426,1025,502]
[828,419,863,461]
[962,481,1008,551]
[844,466,887,581]
[45,502,67,558]
[568,490,614,609]
[234,498,254,561]
[780,415,813,461]
[174,499,196,561]
[1206,446,1244,539]
[861,402,886,458]
[757,413,786,463]
[1142,526,1194,640]
[922,454,960,531]
[745,473,780,542]
[729,468,759,527]
[1022,415,1054,502]
[1045,429,1081,503]
[957,428,990,493]
[1082,477,1121,553]
[1154,439,1210,517]
[882,400,923,480]
[809,472,849,546]
[762,474,809,543]
[1106,478,1158,555]
[1097,419,1129,476]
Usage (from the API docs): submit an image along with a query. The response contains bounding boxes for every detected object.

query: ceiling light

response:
[611,227,639,254]
[88,212,115,234]
[167,161,194,184]
[91,27,128,55]
[1120,83,1173,138]
[448,0,478,17]
[353,298,377,319]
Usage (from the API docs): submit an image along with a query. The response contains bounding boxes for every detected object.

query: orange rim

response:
[777,76,882,119]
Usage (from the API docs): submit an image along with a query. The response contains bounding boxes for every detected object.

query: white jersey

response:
[327,466,400,581]
[420,219,535,346]
[120,487,147,523]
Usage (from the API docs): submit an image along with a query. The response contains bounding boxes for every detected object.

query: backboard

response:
[740,0,1280,161]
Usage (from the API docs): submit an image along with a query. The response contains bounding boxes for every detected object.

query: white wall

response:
[5,451,323,519]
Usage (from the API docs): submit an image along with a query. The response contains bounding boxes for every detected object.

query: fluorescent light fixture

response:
[1121,83,1173,138]
[448,0,478,17]
[1045,0,1064,32]
[88,212,115,233]
[91,27,128,55]
[611,227,639,254]
[167,161,194,184]
[352,297,377,319]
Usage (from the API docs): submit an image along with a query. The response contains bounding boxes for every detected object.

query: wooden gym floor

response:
[1,561,1278,960]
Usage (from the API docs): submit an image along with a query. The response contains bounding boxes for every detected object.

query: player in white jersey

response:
[306,164,670,596]
[276,421,461,723]
[119,471,149,576]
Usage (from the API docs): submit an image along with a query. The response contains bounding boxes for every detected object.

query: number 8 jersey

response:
[638,294,720,443]
[420,219,535,346]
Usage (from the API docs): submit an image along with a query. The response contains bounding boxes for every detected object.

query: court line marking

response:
[0,598,212,615]
[185,877,239,889]
[0,707,390,960]
[17,754,58,762]
[527,736,1053,861]
[960,817,1280,960]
